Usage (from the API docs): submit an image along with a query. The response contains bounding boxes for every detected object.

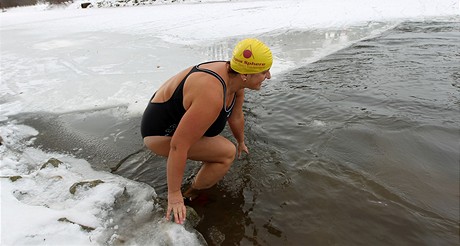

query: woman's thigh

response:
[144,135,236,163]
[188,135,236,163]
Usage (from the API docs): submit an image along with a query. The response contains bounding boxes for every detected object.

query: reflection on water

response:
[199,22,395,74]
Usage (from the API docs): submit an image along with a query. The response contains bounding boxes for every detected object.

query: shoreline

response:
[7,107,145,172]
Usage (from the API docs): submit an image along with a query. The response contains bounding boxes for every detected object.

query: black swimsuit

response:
[141,61,236,138]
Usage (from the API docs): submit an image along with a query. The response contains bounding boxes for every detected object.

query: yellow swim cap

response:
[230,38,273,74]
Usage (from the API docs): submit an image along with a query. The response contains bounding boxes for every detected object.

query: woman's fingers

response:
[238,143,249,158]
[167,191,186,224]
[174,206,180,223]
[174,205,185,224]
[181,208,186,222]
[166,207,172,221]
[166,202,186,224]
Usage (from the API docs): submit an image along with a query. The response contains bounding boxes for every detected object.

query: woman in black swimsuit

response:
[141,38,273,224]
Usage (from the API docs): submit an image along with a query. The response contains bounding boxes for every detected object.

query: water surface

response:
[217,21,458,245]
[19,21,460,245]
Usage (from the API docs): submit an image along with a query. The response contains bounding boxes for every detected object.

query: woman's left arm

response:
[228,89,248,158]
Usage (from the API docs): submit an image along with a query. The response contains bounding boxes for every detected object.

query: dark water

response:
[21,21,460,245]
[224,21,460,245]
[122,21,459,245]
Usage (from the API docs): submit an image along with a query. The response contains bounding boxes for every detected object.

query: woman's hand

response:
[237,141,249,158]
[166,190,186,224]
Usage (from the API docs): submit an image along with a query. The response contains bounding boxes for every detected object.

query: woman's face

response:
[246,70,271,90]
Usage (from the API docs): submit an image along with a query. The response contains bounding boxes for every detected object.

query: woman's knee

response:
[221,140,237,165]
[183,136,236,164]
[144,136,170,157]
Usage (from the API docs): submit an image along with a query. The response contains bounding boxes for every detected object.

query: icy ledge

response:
[0,123,205,245]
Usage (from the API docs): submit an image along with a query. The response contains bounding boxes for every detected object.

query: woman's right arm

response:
[165,77,223,224]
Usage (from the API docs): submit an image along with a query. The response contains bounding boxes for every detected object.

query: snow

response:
[0,0,458,245]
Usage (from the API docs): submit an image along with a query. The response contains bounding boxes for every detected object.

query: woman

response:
[141,38,273,224]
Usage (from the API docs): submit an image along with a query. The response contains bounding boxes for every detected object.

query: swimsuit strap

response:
[194,61,236,113]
